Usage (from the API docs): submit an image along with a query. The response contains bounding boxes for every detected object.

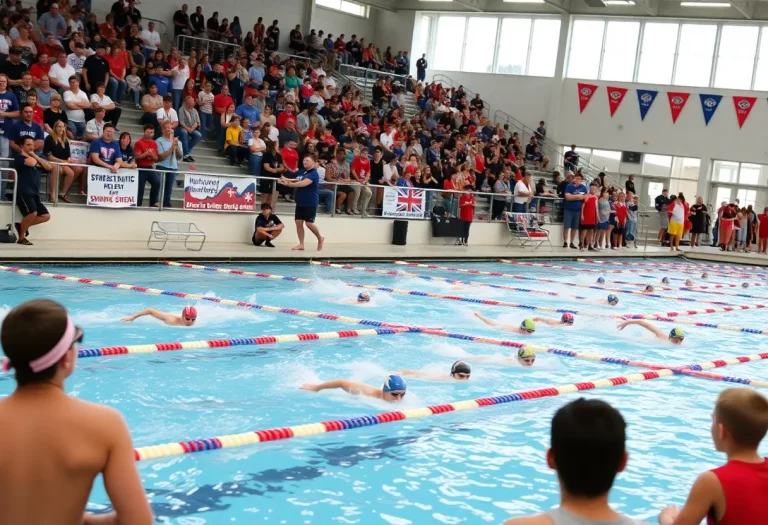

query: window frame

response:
[315,0,369,18]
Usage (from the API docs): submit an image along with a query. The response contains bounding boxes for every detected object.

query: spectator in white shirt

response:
[263,121,278,143]
[89,82,121,126]
[85,106,106,141]
[513,172,533,213]
[63,76,90,138]
[379,127,395,153]
[49,50,76,92]
[141,21,161,62]
[155,95,178,130]
[67,42,88,75]
[170,57,189,110]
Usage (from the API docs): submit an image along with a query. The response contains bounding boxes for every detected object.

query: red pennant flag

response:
[733,96,757,128]
[667,92,690,123]
[606,87,628,117]
[577,83,598,113]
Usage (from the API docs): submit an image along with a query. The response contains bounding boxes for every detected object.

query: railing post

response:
[158,170,165,211]
[331,184,337,217]
[52,163,60,206]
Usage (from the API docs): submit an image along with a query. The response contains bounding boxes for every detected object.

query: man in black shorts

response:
[252,202,284,247]
[279,153,324,252]
[14,136,53,245]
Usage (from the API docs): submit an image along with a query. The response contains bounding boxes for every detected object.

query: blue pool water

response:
[1,260,767,524]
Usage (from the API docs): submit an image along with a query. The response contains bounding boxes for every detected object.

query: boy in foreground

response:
[658,388,768,525]
[0,299,153,525]
[504,398,643,525]
[252,202,284,247]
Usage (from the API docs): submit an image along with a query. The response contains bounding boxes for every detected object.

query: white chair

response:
[504,212,552,251]
[147,221,206,251]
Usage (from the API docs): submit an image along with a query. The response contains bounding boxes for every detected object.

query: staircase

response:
[333,66,419,119]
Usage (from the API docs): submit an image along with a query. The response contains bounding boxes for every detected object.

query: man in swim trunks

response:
[474,312,536,334]
[398,360,472,381]
[300,374,407,402]
[121,305,197,326]
[472,348,537,367]
[533,313,575,327]
[0,299,153,525]
[617,319,684,344]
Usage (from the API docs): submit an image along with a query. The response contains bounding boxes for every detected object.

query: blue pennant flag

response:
[636,89,658,121]
[699,94,723,126]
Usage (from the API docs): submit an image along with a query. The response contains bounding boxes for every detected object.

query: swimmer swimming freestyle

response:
[617,319,685,345]
[532,313,575,327]
[121,306,197,327]
[662,277,670,284]
[300,374,407,402]
[474,312,536,334]
[398,360,472,381]
[603,294,619,306]
[328,292,374,305]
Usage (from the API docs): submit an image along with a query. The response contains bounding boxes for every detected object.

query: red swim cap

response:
[182,306,197,320]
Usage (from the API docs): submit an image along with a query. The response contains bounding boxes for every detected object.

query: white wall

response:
[374,11,415,58]
[312,6,378,44]
[426,70,555,130]
[556,79,768,166]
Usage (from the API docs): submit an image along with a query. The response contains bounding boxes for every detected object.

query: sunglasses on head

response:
[388,391,406,398]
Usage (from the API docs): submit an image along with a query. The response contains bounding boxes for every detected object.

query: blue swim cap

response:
[358,292,371,303]
[645,285,654,293]
[597,276,606,284]
[561,312,575,325]
[742,282,749,289]
[383,374,407,392]
[662,277,670,284]
[607,294,618,305]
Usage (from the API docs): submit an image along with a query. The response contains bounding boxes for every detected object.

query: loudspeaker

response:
[392,220,408,246]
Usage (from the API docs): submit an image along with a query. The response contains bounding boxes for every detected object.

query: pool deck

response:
[2,240,767,265]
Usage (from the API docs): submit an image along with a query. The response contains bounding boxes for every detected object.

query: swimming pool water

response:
[1,259,766,524]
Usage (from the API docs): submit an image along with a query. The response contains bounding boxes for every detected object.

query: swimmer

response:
[121,305,197,326]
[473,347,537,367]
[532,313,575,327]
[662,277,670,284]
[617,319,685,344]
[742,282,750,289]
[603,294,619,306]
[328,292,374,305]
[398,360,471,381]
[300,374,407,402]
[702,272,709,280]
[644,285,655,294]
[597,276,606,284]
[0,299,153,525]
[474,312,536,334]
[685,278,695,287]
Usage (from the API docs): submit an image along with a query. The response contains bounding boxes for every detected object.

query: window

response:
[714,186,732,206]
[496,18,531,74]
[528,19,561,77]
[671,157,700,180]
[433,16,466,70]
[414,15,433,65]
[713,161,739,183]
[714,25,759,89]
[643,154,672,177]
[753,26,768,90]
[463,17,498,73]
[567,20,604,79]
[737,189,757,208]
[739,164,761,185]
[600,21,640,82]
[668,179,697,200]
[316,0,368,17]
[674,24,716,87]
[637,23,678,84]
[591,150,621,173]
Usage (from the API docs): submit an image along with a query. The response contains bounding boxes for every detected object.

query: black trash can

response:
[392,220,408,245]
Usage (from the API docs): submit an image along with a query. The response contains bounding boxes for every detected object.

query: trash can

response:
[392,220,408,245]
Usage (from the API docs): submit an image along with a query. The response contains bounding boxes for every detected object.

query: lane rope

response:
[575,258,768,280]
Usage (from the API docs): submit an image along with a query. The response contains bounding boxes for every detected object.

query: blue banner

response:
[699,94,723,126]
[636,89,658,121]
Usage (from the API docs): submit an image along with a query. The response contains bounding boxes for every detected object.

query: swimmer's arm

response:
[617,319,665,339]
[532,317,559,326]
[120,308,174,324]
[658,471,723,525]
[301,380,377,396]
[396,369,448,381]
[474,312,498,326]
[84,410,153,525]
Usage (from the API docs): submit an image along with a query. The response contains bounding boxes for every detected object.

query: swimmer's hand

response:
[658,505,679,525]
[617,320,631,331]
[300,383,321,392]
[120,315,137,322]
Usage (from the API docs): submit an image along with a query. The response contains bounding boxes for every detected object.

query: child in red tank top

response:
[658,388,768,525]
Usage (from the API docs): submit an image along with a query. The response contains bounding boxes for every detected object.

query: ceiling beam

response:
[345,0,398,12]
[452,0,487,11]
[542,0,570,14]
[731,0,754,19]
[634,0,658,16]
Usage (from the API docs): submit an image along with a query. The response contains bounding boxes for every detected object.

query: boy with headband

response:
[0,299,153,525]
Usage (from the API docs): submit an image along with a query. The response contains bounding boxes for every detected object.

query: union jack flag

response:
[396,188,424,214]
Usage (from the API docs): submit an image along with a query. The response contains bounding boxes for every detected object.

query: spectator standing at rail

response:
[563,171,588,249]
[155,120,183,208]
[655,188,670,247]
[280,153,324,252]
[13,136,53,245]
[134,123,160,207]
[503,398,641,525]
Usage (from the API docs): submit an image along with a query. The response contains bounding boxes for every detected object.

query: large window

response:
[569,18,768,90]
[713,161,768,186]
[643,154,673,178]
[315,0,368,17]
[425,14,561,77]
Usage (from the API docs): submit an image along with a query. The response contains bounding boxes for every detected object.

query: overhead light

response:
[604,0,635,4]
[503,0,546,3]
[680,1,731,6]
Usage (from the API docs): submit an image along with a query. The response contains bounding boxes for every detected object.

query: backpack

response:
[0,224,17,244]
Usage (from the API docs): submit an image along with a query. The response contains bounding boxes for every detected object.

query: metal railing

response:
[431,74,490,118]
[175,34,242,62]
[341,64,407,91]
[86,10,169,46]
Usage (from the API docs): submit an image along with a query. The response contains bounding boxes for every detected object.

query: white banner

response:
[382,186,426,219]
[87,167,139,208]
[183,173,257,213]
[70,140,89,163]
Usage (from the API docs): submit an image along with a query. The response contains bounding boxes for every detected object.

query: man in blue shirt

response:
[279,153,323,252]
[155,120,183,208]
[9,105,44,155]
[14,136,53,245]
[563,172,588,249]
[88,123,124,172]
[0,73,19,200]
[147,66,170,97]
[235,93,260,129]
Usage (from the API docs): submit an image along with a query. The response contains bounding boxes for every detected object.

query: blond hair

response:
[715,388,768,448]
[52,120,69,148]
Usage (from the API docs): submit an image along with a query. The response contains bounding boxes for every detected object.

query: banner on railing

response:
[87,167,139,208]
[70,140,89,163]
[382,187,425,219]
[183,173,257,213]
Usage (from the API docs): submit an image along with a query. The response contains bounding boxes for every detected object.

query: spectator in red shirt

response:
[213,84,233,152]
[758,206,768,254]
[350,147,373,216]
[458,185,475,246]
[38,35,64,62]
[613,192,628,250]
[579,185,598,252]
[30,54,51,87]
[276,102,296,130]
[133,124,161,207]
[105,45,127,106]
[100,14,118,43]
[26,91,44,126]
[278,140,299,203]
